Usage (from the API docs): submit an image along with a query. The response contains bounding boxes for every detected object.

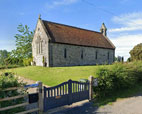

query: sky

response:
[0,0,142,61]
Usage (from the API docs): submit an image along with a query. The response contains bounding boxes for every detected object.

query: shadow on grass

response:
[0,65,23,70]
[93,83,142,107]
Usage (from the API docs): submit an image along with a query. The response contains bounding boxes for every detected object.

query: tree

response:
[129,43,142,61]
[0,50,9,65]
[13,24,33,59]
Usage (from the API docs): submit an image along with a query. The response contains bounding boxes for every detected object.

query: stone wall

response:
[49,43,115,67]
[32,19,50,67]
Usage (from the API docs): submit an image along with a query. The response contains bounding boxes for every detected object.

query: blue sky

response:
[0,0,142,60]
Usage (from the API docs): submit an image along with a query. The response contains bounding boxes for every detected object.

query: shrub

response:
[94,67,113,97]
[0,72,26,114]
[94,63,139,97]
[0,64,22,69]
[23,58,32,66]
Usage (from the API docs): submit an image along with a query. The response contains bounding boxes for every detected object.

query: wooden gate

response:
[44,79,89,112]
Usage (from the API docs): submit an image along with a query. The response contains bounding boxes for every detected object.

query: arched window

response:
[36,37,43,55]
[39,42,40,54]
[41,41,43,54]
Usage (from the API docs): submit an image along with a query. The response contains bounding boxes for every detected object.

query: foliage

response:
[14,24,33,59]
[95,67,113,96]
[5,56,23,66]
[23,58,32,66]
[8,24,33,66]
[127,57,131,62]
[0,50,9,65]
[94,62,142,97]
[130,43,142,61]
[94,83,142,107]
[0,72,26,114]
[0,64,22,69]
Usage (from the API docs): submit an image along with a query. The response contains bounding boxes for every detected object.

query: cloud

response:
[109,12,142,32]
[46,0,79,9]
[109,26,142,32]
[110,34,142,60]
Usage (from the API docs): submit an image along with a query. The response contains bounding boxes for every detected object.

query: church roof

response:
[42,20,115,49]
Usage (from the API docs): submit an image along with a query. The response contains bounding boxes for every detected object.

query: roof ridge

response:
[42,20,102,34]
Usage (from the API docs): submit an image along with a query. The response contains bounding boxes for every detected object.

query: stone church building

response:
[32,16,115,67]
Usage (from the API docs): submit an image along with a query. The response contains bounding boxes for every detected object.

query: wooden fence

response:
[0,76,96,113]
[0,81,43,114]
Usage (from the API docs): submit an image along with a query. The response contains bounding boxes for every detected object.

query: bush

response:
[23,58,32,66]
[0,72,26,114]
[0,64,22,69]
[94,62,140,97]
[94,67,113,97]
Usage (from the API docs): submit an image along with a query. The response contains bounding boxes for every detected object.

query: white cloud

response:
[110,34,142,60]
[109,12,142,32]
[46,0,79,9]
[109,26,142,32]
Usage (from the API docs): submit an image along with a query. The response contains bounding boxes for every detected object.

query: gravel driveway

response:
[47,95,142,114]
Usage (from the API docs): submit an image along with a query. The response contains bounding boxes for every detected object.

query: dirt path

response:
[18,76,37,85]
[17,76,49,93]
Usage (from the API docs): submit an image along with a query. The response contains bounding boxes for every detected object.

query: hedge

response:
[0,72,26,114]
[94,61,142,97]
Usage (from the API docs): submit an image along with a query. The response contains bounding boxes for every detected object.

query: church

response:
[32,16,115,67]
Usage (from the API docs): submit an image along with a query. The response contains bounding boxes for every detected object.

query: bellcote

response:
[100,23,107,36]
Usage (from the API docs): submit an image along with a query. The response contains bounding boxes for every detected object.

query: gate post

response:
[88,76,93,101]
[43,86,47,112]
[37,81,43,113]
[68,79,72,105]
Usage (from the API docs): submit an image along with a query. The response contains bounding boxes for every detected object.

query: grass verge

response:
[94,83,142,107]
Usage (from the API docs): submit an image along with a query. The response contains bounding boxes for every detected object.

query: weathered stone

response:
[32,18,115,67]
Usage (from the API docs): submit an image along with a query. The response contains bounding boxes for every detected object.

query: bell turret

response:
[100,23,107,36]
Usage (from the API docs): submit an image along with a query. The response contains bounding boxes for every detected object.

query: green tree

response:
[13,24,33,59]
[0,50,9,65]
[129,43,142,61]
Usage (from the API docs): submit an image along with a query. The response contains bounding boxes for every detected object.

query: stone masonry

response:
[32,16,115,67]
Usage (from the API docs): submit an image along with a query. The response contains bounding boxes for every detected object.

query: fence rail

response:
[0,82,43,114]
[0,76,95,113]
[0,94,28,102]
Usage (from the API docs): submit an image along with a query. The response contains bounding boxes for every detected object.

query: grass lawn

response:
[1,65,111,86]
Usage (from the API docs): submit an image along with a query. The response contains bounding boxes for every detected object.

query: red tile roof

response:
[42,20,115,49]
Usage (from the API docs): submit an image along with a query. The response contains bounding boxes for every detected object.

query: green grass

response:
[94,83,142,107]
[3,65,111,86]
